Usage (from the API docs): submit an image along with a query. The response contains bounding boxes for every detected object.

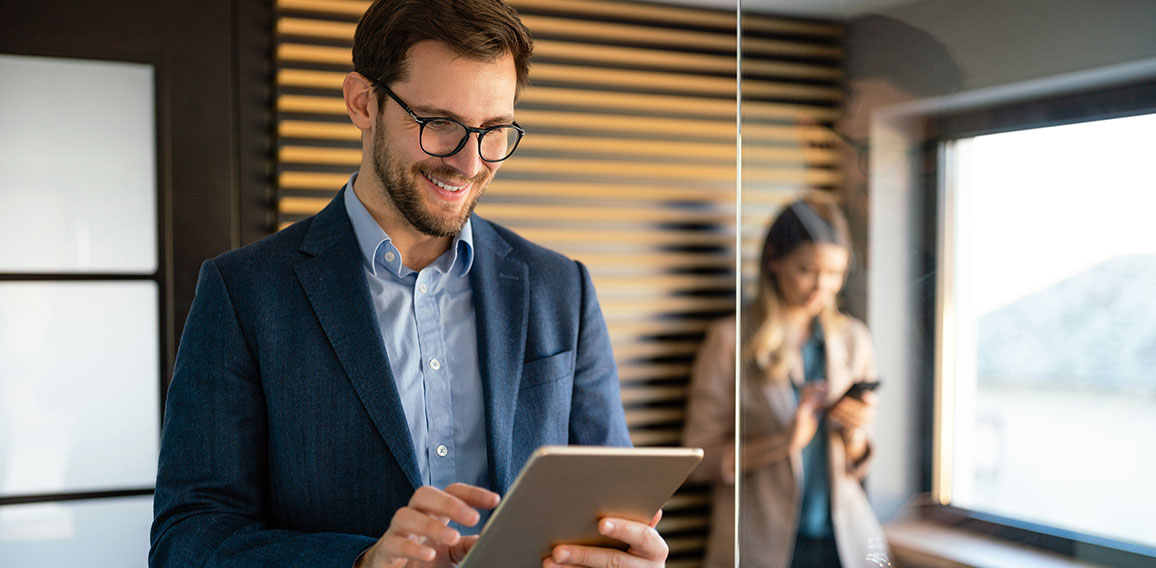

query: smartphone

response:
[836,380,881,404]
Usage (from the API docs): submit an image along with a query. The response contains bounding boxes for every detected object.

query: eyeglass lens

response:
[420,119,521,161]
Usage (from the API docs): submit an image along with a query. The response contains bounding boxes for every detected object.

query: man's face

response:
[371,40,517,237]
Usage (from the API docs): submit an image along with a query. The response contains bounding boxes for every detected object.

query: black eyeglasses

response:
[370,79,525,163]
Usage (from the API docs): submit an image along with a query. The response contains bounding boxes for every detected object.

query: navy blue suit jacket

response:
[150,190,630,567]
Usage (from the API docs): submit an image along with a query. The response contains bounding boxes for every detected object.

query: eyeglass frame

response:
[367,77,525,163]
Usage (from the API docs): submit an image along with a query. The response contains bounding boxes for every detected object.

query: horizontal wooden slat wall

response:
[739,12,844,292]
[274,1,735,566]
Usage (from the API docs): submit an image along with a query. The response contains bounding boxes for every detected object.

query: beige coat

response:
[682,317,889,568]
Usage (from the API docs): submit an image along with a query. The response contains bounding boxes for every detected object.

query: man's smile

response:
[423,171,468,193]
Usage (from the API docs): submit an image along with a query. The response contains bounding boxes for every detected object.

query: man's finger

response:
[408,485,486,528]
[444,482,501,511]
[546,543,651,568]
[599,517,667,560]
[388,506,461,545]
[648,510,662,529]
[544,517,667,567]
[448,534,482,564]
[376,533,438,564]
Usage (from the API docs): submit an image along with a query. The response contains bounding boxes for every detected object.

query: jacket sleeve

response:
[844,319,879,480]
[149,260,375,568]
[681,318,737,484]
[567,261,632,448]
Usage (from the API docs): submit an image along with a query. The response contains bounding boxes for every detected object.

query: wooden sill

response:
[884,521,1107,568]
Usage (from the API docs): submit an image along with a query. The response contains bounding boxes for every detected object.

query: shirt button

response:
[418,283,428,294]
[436,444,449,457]
[429,358,441,370]
[384,251,396,263]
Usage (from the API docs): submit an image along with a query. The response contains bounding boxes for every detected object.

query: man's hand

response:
[543,510,667,568]
[356,483,500,568]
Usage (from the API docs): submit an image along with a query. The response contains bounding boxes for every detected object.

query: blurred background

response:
[1,0,1154,566]
[738,1,1156,567]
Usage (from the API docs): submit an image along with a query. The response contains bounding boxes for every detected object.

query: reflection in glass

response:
[0,281,159,496]
[739,0,1156,564]
[726,7,898,567]
[0,55,156,274]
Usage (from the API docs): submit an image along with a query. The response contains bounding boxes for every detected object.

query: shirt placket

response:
[414,269,456,489]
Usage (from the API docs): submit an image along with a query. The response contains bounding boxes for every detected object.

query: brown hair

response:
[744,192,853,380]
[352,0,534,99]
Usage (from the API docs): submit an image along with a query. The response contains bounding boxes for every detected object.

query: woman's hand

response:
[828,390,877,433]
[829,390,878,461]
[789,382,828,452]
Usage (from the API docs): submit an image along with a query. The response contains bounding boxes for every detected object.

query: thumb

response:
[799,394,823,412]
[448,535,480,564]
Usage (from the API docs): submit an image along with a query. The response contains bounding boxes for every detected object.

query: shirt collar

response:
[451,219,475,275]
[342,172,475,277]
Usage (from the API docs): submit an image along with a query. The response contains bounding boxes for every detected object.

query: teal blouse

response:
[793,321,834,538]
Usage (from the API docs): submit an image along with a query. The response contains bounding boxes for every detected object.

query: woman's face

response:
[770,242,850,316]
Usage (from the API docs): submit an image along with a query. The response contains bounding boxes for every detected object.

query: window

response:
[0,54,160,565]
[935,101,1156,557]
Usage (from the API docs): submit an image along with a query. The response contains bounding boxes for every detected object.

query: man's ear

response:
[343,72,375,131]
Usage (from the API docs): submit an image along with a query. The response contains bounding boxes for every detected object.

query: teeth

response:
[424,173,465,192]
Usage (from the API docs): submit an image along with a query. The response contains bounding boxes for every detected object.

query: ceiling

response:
[654,0,923,18]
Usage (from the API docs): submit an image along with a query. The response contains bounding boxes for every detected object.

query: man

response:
[149,1,668,566]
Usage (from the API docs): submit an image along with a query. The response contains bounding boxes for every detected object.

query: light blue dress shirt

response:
[342,175,490,530]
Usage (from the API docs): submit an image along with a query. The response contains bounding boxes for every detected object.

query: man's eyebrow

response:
[410,104,516,125]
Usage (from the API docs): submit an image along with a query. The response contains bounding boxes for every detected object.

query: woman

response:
[682,195,888,567]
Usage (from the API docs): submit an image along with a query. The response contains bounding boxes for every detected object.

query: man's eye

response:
[425,119,458,131]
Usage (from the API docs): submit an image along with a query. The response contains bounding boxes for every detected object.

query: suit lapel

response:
[469,217,528,492]
[293,190,421,491]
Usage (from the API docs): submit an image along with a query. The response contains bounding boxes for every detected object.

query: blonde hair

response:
[744,193,853,381]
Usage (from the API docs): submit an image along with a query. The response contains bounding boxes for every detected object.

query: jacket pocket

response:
[521,350,574,388]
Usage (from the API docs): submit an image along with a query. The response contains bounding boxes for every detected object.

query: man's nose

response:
[441,135,488,180]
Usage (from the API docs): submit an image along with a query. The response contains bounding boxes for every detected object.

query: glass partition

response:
[738,0,1156,566]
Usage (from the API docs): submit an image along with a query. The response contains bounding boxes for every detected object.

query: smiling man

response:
[149,1,666,567]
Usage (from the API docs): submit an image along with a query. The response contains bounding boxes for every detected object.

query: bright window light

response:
[0,55,156,274]
[944,112,1156,550]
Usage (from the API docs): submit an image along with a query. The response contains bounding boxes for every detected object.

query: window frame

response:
[923,78,1156,565]
[0,54,167,508]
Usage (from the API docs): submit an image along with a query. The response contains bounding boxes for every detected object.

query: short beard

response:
[372,113,488,238]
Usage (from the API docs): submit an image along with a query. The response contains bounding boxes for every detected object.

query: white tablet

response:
[458,445,703,568]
